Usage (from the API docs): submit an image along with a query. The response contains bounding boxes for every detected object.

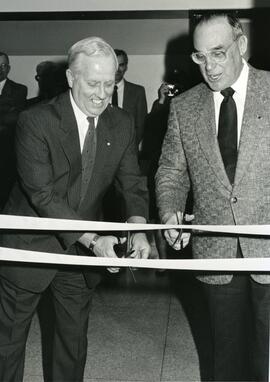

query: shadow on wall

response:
[164,24,206,91]
[163,32,198,92]
[248,8,270,71]
[27,59,69,107]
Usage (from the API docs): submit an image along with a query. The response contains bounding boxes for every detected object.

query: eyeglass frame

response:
[0,63,10,70]
[191,35,242,65]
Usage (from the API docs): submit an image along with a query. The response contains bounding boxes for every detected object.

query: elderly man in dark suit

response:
[0,52,27,127]
[113,49,147,146]
[0,37,150,382]
[0,52,27,209]
[156,13,270,382]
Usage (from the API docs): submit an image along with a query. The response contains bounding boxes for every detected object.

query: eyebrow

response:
[194,44,225,53]
[212,44,225,50]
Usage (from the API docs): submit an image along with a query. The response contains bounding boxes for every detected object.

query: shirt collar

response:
[69,90,98,126]
[0,79,7,92]
[116,78,124,90]
[231,58,249,95]
[213,58,249,99]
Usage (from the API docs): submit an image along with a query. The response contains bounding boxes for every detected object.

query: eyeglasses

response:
[0,63,9,70]
[191,36,241,65]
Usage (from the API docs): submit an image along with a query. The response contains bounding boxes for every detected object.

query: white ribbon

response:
[0,214,269,271]
[0,214,270,235]
[0,246,269,271]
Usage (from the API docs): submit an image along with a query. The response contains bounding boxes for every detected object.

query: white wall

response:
[0,0,267,12]
[9,54,166,109]
[6,17,252,109]
[4,17,191,109]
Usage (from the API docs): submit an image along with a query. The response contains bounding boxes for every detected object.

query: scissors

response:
[114,234,136,282]
[172,211,184,250]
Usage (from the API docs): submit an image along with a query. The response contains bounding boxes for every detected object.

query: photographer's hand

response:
[158,83,170,104]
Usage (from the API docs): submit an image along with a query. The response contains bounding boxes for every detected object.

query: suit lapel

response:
[195,85,232,191]
[55,92,81,168]
[1,78,12,96]
[92,106,114,176]
[53,92,82,208]
[234,67,265,186]
[123,80,131,110]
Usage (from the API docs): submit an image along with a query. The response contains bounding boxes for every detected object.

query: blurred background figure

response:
[27,60,69,107]
[142,75,186,272]
[0,51,27,210]
[103,49,148,224]
[113,49,147,148]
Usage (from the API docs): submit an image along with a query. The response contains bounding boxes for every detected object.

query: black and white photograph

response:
[0,1,269,381]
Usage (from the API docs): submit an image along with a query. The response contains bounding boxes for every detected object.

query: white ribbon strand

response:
[0,214,270,235]
[0,246,269,272]
[0,214,269,271]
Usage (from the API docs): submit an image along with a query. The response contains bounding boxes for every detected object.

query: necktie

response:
[218,87,237,184]
[81,116,96,200]
[112,85,118,106]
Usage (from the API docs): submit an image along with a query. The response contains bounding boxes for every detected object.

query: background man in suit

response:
[103,49,148,222]
[0,36,150,382]
[0,52,27,210]
[113,49,147,147]
[156,13,270,382]
[0,52,27,128]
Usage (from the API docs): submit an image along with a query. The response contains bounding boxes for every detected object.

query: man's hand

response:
[130,232,151,259]
[158,82,170,104]
[78,233,126,273]
[163,211,194,250]
[93,235,126,273]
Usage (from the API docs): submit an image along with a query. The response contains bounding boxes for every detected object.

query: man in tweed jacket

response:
[156,13,270,382]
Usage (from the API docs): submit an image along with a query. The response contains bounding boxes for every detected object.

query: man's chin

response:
[115,75,122,83]
[206,81,224,92]
[89,105,107,116]
[205,76,225,92]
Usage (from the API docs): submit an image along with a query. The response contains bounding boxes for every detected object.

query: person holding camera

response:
[141,82,179,271]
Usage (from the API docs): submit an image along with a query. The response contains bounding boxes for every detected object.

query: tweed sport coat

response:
[156,65,270,284]
[0,91,148,292]
[122,80,147,144]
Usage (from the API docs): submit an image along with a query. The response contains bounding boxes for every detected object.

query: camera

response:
[167,84,179,98]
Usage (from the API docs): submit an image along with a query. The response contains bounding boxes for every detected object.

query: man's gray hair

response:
[194,13,244,40]
[68,36,118,72]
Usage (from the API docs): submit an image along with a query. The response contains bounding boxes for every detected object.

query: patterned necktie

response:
[218,87,237,184]
[81,116,96,200]
[112,85,118,106]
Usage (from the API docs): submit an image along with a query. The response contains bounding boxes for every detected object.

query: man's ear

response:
[238,34,248,56]
[66,68,74,88]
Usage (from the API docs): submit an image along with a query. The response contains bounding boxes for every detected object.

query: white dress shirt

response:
[69,91,97,153]
[213,59,249,147]
[0,79,7,95]
[114,78,124,108]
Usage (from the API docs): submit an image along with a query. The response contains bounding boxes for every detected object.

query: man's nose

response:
[204,54,216,71]
[96,84,106,98]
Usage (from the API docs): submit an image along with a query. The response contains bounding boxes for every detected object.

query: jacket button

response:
[231,196,237,204]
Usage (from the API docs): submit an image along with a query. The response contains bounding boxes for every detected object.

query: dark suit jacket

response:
[122,80,147,144]
[0,91,148,292]
[0,78,27,127]
[0,79,27,208]
[156,65,270,285]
